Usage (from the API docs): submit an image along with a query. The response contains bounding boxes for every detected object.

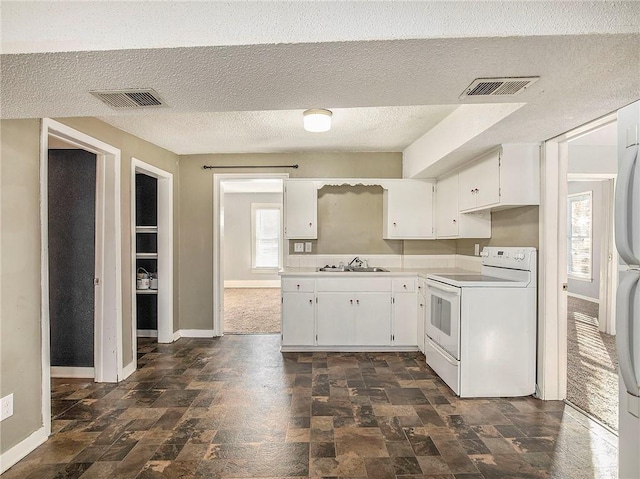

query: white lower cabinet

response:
[281,278,316,346]
[417,279,427,353]
[391,278,418,346]
[281,275,425,351]
[281,292,315,346]
[316,292,391,346]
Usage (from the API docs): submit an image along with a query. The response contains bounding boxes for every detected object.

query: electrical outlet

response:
[305,242,312,253]
[474,244,480,256]
[294,242,304,253]
[1,394,13,421]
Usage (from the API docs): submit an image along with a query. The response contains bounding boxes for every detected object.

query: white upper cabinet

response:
[383,180,435,239]
[284,180,317,239]
[458,144,540,213]
[436,172,491,239]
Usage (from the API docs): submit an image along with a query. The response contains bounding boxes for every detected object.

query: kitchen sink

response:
[317,266,389,272]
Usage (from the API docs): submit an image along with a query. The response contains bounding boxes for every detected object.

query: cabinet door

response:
[317,293,354,345]
[417,293,426,353]
[284,180,317,239]
[474,151,500,208]
[458,162,478,211]
[282,293,315,346]
[384,181,434,239]
[435,173,459,238]
[393,292,418,346]
[355,293,391,346]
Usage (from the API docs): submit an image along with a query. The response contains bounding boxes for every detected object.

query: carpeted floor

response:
[566,295,618,431]
[223,288,281,334]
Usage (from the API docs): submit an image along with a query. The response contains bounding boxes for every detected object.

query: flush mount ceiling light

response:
[303,109,332,132]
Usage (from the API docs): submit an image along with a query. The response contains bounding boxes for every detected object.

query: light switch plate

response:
[1,393,13,421]
[305,242,312,253]
[294,242,304,253]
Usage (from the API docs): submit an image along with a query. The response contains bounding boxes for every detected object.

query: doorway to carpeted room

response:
[223,288,281,334]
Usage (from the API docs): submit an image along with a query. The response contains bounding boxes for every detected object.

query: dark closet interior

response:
[48,149,97,368]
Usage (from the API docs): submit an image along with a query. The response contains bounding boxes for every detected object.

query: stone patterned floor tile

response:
[1,335,619,478]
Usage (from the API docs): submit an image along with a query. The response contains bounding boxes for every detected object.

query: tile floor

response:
[2,335,618,478]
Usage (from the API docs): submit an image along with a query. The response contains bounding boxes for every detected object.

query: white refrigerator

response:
[616,99,640,479]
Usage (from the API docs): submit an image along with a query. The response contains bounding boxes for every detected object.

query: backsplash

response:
[286,253,482,272]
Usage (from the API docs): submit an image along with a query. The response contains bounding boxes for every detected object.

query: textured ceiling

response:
[1,3,639,158]
[3,1,636,54]
[97,105,457,154]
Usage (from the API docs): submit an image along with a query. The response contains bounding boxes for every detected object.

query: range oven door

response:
[426,279,461,360]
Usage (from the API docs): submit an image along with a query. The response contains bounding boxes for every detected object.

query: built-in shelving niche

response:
[135,173,158,335]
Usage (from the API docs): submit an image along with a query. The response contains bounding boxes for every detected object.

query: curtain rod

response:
[202,164,298,170]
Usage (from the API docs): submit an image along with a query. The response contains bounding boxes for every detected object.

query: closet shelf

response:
[136,253,158,259]
[136,226,158,233]
[136,289,158,295]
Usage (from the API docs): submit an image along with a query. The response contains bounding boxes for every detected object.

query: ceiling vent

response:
[89,88,167,109]
[460,77,540,98]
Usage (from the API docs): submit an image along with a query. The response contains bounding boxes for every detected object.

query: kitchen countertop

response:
[279,267,477,277]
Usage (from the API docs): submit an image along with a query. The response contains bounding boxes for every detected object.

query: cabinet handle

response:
[356,299,360,305]
[296,284,300,290]
[453,219,457,224]
[403,284,407,289]
[475,188,479,193]
[309,222,313,227]
[393,222,397,227]
[308,299,312,305]
[350,299,353,304]
[471,189,474,194]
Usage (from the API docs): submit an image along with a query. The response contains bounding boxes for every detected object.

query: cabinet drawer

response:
[425,337,460,396]
[282,278,315,292]
[316,278,391,292]
[393,278,415,293]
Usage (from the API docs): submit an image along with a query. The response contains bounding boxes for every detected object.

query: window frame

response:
[250,202,283,273]
[567,191,593,282]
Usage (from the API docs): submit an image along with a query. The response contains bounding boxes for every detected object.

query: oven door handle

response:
[426,279,461,296]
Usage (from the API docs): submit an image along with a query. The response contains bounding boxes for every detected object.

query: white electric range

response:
[424,247,537,398]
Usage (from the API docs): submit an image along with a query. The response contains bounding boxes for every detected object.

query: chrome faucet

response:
[348,256,363,268]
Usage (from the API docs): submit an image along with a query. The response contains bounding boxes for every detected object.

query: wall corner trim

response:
[121,361,137,381]
[0,426,48,474]
[173,330,180,342]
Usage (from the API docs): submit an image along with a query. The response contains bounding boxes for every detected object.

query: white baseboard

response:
[121,360,136,381]
[50,367,94,378]
[173,330,181,341]
[178,329,216,338]
[224,280,281,288]
[137,329,158,337]
[568,292,599,303]
[0,426,48,474]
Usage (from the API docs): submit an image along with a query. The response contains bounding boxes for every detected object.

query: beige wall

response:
[179,152,402,330]
[456,206,540,255]
[1,119,44,452]
[54,118,181,366]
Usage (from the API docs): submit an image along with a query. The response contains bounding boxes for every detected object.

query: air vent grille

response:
[90,89,167,109]
[460,77,539,98]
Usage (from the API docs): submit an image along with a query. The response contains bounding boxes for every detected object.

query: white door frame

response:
[40,118,122,436]
[131,158,174,346]
[212,173,288,336]
[539,113,616,400]
[566,175,617,334]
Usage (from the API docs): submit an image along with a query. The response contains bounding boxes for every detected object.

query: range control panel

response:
[481,247,536,270]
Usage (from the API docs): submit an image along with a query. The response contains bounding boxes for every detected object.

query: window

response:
[567,191,592,280]
[251,203,282,271]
